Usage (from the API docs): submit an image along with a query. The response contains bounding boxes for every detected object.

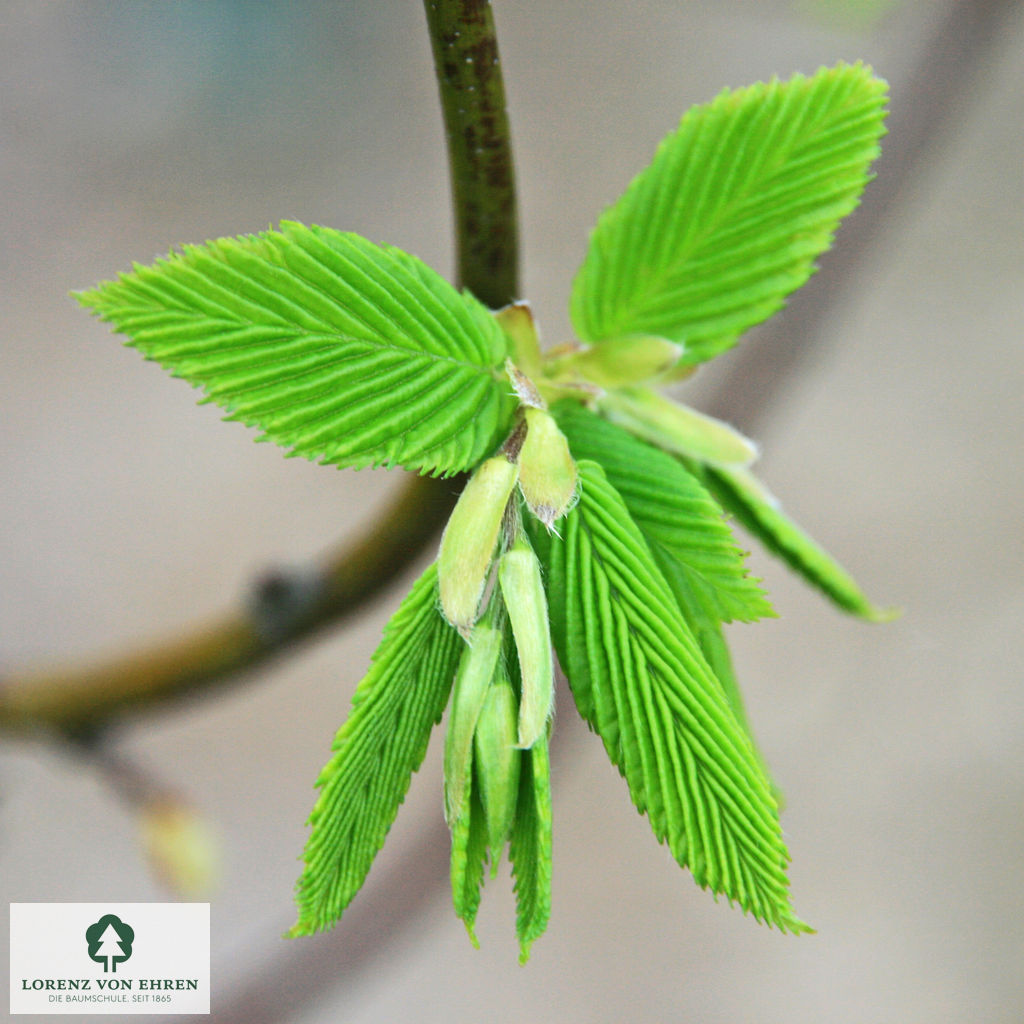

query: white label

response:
[10,903,209,1015]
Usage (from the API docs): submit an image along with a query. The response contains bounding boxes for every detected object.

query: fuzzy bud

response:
[499,534,554,749]
[438,456,519,633]
[518,408,578,529]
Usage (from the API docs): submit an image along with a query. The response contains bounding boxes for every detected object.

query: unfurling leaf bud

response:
[600,385,759,467]
[518,407,578,529]
[552,334,684,389]
[473,670,522,871]
[443,615,504,824]
[499,534,554,748]
[438,456,519,633]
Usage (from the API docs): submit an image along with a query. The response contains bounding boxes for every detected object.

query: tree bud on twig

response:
[438,456,519,633]
[518,408,578,529]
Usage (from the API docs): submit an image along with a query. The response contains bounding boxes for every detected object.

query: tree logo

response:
[85,914,135,973]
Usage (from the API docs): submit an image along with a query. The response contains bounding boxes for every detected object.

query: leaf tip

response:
[864,603,903,624]
[780,912,816,936]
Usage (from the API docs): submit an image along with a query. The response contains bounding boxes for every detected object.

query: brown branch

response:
[0,473,460,735]
[424,0,519,308]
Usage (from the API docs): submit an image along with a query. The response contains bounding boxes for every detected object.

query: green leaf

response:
[533,460,807,931]
[509,731,553,964]
[444,611,504,823]
[694,619,781,806]
[290,563,462,936]
[702,465,895,621]
[570,63,888,364]
[554,403,772,627]
[450,763,491,946]
[78,222,517,476]
[551,406,778,786]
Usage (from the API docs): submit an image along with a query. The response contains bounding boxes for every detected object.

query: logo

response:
[85,913,135,973]
[10,903,210,1014]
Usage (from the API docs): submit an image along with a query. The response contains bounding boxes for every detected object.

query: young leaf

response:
[290,563,462,936]
[472,671,522,869]
[570,63,888,364]
[78,222,517,476]
[443,611,505,824]
[694,619,780,804]
[450,764,491,946]
[498,534,555,749]
[554,403,771,627]
[534,460,807,931]
[701,465,895,621]
[509,730,553,964]
[599,386,759,468]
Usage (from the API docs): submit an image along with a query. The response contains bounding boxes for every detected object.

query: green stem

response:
[424,0,520,307]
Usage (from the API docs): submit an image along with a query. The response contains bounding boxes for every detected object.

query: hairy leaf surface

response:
[571,63,888,363]
[291,564,462,935]
[532,461,806,930]
[702,465,893,621]
[554,403,771,627]
[78,222,516,475]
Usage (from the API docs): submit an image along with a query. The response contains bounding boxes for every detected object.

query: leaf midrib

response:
[116,300,504,381]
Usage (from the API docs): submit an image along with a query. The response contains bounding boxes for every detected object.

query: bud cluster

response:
[436,352,577,872]
[436,302,766,916]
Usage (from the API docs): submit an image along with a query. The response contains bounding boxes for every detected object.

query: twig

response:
[0,474,459,735]
[424,0,519,308]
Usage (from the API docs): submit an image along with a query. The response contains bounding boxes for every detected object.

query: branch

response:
[2,1,521,737]
[0,475,459,735]
[424,0,519,308]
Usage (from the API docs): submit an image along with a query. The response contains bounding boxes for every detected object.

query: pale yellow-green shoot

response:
[499,534,554,748]
[550,334,683,389]
[443,614,504,825]
[473,670,522,871]
[600,385,758,467]
[494,300,543,380]
[518,407,578,529]
[438,455,519,633]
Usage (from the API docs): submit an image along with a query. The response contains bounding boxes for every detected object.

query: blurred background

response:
[2,1,1022,1020]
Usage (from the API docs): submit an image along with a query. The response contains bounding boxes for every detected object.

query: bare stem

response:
[424,0,519,308]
